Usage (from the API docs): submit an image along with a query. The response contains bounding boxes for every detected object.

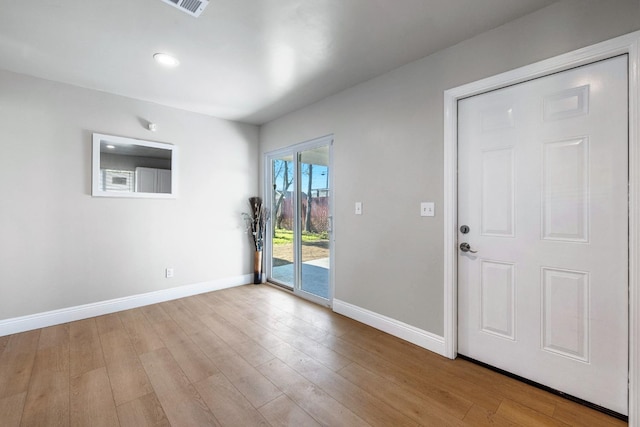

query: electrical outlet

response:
[421,202,435,217]
[165,268,174,278]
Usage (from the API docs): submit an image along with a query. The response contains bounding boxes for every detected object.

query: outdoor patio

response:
[272,257,330,299]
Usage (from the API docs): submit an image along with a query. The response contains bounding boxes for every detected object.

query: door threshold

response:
[264,280,293,292]
[457,354,627,422]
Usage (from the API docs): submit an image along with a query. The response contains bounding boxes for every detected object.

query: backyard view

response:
[272,229,329,267]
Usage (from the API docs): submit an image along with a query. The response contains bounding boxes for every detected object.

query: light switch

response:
[355,202,362,215]
[421,202,435,217]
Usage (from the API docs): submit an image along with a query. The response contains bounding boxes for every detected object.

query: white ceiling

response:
[0,0,558,125]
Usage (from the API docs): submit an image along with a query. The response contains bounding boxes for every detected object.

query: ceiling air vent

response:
[160,0,209,17]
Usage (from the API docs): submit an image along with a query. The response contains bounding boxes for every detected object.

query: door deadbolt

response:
[460,225,470,234]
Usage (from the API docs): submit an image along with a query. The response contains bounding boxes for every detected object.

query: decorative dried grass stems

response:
[242,197,271,252]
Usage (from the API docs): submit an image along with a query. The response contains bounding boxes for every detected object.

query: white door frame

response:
[443,31,640,421]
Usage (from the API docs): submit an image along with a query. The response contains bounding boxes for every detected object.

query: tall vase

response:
[253,250,263,284]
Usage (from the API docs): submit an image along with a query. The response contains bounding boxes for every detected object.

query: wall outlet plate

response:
[355,202,363,215]
[421,202,435,217]
[165,268,174,278]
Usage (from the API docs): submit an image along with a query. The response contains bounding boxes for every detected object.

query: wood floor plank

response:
[482,367,559,417]
[199,312,276,366]
[258,358,369,427]
[223,300,351,372]
[196,291,227,309]
[160,299,210,336]
[181,295,217,317]
[195,372,270,426]
[343,327,559,416]
[338,361,470,425]
[140,348,219,426]
[497,398,570,427]
[4,329,41,353]
[552,399,627,427]
[231,371,284,409]
[200,309,261,346]
[95,313,124,336]
[238,297,332,343]
[70,367,119,427]
[116,392,170,427]
[268,326,351,371]
[138,347,196,398]
[199,300,285,350]
[117,307,145,323]
[211,353,283,407]
[37,324,69,350]
[166,340,219,383]
[149,319,191,348]
[100,328,153,406]
[118,309,165,356]
[21,344,70,426]
[258,394,322,427]
[0,335,9,355]
[0,330,40,399]
[322,332,504,412]
[228,338,276,367]
[254,285,362,337]
[69,319,105,378]
[140,304,173,324]
[191,328,237,361]
[0,392,26,427]
[269,341,419,426]
[463,404,519,426]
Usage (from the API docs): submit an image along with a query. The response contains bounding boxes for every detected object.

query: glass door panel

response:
[299,147,330,299]
[270,154,295,288]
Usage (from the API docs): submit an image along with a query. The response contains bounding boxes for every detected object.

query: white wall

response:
[0,70,259,321]
[259,0,640,336]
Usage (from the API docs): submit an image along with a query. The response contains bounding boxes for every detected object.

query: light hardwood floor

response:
[0,284,627,426]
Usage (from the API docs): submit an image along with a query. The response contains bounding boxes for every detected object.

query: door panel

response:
[458,56,628,414]
[480,260,515,340]
[542,138,589,241]
[481,148,514,237]
[270,155,295,288]
[299,146,331,300]
[541,267,589,361]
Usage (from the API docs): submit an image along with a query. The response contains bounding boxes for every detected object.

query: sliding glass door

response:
[266,136,333,305]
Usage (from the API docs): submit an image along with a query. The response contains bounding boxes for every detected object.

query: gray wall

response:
[0,70,259,320]
[259,0,640,336]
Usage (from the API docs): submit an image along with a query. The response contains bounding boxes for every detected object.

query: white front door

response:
[457,55,628,415]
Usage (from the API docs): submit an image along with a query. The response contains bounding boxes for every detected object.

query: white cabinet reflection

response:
[92,133,177,198]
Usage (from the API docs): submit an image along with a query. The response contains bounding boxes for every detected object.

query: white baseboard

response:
[0,274,252,337]
[333,299,446,357]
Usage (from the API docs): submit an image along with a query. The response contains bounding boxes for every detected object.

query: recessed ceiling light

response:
[153,53,180,67]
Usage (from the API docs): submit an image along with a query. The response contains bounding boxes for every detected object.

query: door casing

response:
[443,31,640,423]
